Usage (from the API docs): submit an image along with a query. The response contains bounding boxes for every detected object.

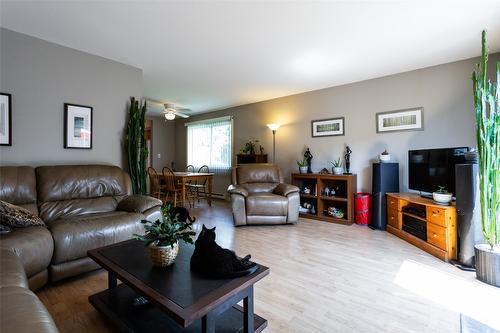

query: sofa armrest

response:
[273,183,299,197]
[227,185,248,198]
[116,195,162,214]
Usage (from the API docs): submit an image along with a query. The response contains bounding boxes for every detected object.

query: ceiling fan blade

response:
[175,111,190,118]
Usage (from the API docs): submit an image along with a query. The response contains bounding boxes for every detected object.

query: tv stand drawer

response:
[427,223,447,250]
[426,207,446,227]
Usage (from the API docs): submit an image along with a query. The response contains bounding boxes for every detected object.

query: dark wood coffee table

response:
[88,240,269,333]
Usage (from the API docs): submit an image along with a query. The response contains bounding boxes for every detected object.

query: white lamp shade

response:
[165,112,176,120]
[267,123,280,131]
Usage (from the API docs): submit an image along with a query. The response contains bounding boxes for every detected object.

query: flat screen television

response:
[408,147,469,195]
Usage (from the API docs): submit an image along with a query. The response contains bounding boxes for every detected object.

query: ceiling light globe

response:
[165,112,176,120]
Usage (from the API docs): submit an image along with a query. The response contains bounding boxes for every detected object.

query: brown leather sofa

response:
[227,164,300,226]
[0,164,162,332]
[0,248,58,333]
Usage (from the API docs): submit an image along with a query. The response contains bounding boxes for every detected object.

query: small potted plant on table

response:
[331,158,343,175]
[134,204,196,267]
[432,186,452,205]
[297,158,308,174]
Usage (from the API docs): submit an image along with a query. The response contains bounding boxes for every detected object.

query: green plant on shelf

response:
[297,158,308,167]
[434,186,449,194]
[330,158,342,168]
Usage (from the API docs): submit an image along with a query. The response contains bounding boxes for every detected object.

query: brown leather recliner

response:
[227,164,300,226]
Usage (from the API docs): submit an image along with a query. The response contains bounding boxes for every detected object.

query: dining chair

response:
[186,165,210,206]
[186,165,195,173]
[162,166,183,206]
[147,167,166,200]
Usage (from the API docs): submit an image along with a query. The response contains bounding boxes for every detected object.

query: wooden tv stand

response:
[386,193,457,262]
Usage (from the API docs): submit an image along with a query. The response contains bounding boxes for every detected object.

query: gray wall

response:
[0,28,143,167]
[176,53,499,194]
[147,116,176,171]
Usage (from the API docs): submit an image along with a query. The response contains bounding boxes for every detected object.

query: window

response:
[186,116,232,174]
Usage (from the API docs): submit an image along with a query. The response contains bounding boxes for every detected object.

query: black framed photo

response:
[0,93,12,146]
[64,103,93,149]
[376,107,424,133]
[311,117,345,137]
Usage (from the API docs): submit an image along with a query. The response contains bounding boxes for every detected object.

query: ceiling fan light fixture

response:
[165,111,176,120]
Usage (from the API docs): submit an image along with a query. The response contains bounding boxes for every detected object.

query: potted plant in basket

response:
[472,30,500,287]
[331,158,343,175]
[297,158,308,174]
[432,186,452,205]
[133,204,196,267]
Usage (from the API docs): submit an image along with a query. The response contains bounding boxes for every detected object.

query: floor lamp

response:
[267,124,280,164]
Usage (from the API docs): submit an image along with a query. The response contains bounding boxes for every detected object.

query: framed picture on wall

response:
[311,117,345,137]
[64,103,93,149]
[0,93,12,146]
[376,107,423,133]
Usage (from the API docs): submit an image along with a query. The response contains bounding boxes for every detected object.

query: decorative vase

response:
[332,167,343,175]
[475,244,500,287]
[299,166,308,174]
[148,242,179,267]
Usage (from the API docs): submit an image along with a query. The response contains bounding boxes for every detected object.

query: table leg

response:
[181,179,186,207]
[243,286,254,333]
[201,313,215,333]
[108,272,117,289]
[207,176,213,207]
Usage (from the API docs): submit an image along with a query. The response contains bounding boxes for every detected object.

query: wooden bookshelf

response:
[291,173,357,225]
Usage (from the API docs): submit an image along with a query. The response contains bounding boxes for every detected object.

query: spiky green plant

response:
[472,30,500,250]
[125,97,148,195]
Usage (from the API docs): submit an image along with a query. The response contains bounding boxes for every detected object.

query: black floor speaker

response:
[371,163,399,230]
[455,163,483,267]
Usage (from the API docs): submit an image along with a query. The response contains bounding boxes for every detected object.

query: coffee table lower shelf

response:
[89,284,268,333]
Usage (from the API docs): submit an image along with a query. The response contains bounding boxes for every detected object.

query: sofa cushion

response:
[246,193,288,216]
[47,211,143,264]
[36,165,132,222]
[0,286,59,333]
[0,226,54,278]
[0,200,45,228]
[116,195,162,213]
[0,166,38,215]
[0,249,29,288]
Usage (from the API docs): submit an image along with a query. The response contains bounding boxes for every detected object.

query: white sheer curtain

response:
[186,117,232,175]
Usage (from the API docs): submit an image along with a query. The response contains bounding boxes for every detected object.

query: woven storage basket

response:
[148,242,179,267]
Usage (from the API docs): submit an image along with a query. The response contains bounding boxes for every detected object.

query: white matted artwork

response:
[311,117,345,137]
[376,107,423,133]
[0,93,12,146]
[64,103,92,149]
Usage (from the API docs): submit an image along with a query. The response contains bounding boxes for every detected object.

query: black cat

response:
[190,225,257,279]
[169,206,196,223]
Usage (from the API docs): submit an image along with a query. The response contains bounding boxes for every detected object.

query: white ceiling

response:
[1,1,500,115]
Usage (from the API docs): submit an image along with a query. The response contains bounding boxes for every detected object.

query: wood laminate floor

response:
[37,200,500,333]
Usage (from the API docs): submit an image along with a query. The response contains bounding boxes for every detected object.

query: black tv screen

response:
[408,147,468,195]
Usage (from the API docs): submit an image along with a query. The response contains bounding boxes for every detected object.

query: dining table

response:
[172,172,214,207]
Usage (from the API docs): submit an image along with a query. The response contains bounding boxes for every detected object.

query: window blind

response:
[186,117,232,175]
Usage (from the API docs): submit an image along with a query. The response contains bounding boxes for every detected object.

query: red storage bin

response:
[355,193,372,225]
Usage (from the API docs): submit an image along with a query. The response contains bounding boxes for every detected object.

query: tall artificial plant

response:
[472,30,500,250]
[126,97,148,195]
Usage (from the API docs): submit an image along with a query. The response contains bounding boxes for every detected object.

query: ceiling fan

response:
[145,99,190,120]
